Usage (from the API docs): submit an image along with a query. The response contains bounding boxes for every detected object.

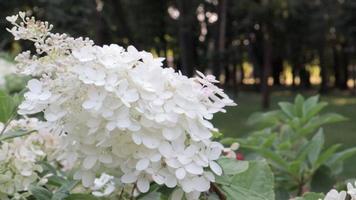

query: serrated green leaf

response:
[64,193,101,200]
[247,111,282,128]
[254,149,289,172]
[326,147,356,171]
[278,102,295,119]
[294,192,325,200]
[29,185,53,200]
[217,157,249,175]
[307,129,324,165]
[219,160,275,200]
[294,94,305,117]
[47,175,68,187]
[314,144,341,170]
[0,90,16,123]
[138,191,162,200]
[0,129,36,141]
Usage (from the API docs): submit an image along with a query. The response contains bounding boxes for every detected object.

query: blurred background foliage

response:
[0,1,356,198]
[1,0,356,107]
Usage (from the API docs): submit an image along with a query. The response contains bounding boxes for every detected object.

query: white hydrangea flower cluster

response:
[0,118,60,199]
[7,12,235,199]
[323,181,356,200]
[90,173,116,197]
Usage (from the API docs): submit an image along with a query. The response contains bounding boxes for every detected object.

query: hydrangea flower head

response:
[0,118,60,199]
[7,12,235,199]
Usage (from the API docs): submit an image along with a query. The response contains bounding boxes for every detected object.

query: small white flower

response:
[6,15,18,23]
[0,118,61,197]
[347,182,356,200]
[324,189,347,200]
[91,173,116,197]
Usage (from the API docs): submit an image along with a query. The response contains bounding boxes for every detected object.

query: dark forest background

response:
[1,0,356,109]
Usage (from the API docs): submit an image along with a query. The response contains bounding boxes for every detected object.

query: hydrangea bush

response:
[6,11,236,199]
[2,11,355,200]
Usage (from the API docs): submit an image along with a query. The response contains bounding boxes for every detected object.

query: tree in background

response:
[1,0,356,108]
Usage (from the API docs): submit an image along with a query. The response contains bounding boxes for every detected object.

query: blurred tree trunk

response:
[332,46,341,88]
[232,63,237,89]
[299,64,311,89]
[272,56,283,86]
[334,44,349,90]
[261,24,272,109]
[340,46,349,89]
[240,61,245,85]
[157,0,168,66]
[292,66,297,89]
[177,0,197,77]
[319,47,328,93]
[110,0,135,46]
[213,0,228,81]
[94,0,108,45]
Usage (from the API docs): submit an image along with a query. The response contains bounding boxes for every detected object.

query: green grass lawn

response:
[212,90,356,178]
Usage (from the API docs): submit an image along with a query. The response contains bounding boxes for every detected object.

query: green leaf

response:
[29,185,53,200]
[207,193,220,200]
[247,111,281,127]
[47,175,68,187]
[217,157,249,175]
[302,95,327,121]
[294,192,325,200]
[326,147,356,171]
[138,191,162,200]
[219,137,239,146]
[0,90,16,123]
[294,94,305,117]
[307,129,325,165]
[317,113,347,124]
[278,102,295,119]
[64,193,101,200]
[212,131,223,139]
[52,180,79,200]
[314,144,341,170]
[0,130,36,141]
[220,160,275,200]
[254,149,289,172]
[299,113,346,136]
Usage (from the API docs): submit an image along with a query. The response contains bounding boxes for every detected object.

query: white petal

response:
[121,173,137,183]
[162,128,181,141]
[150,154,161,162]
[209,147,222,160]
[177,155,192,165]
[137,177,150,193]
[142,135,160,149]
[83,156,97,169]
[175,168,186,180]
[209,161,222,176]
[82,171,95,187]
[132,133,142,145]
[185,162,203,175]
[204,171,216,182]
[158,142,173,158]
[152,174,165,185]
[136,158,150,171]
[165,175,177,188]
[193,177,210,192]
[99,154,112,164]
[27,79,42,93]
[166,158,181,168]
